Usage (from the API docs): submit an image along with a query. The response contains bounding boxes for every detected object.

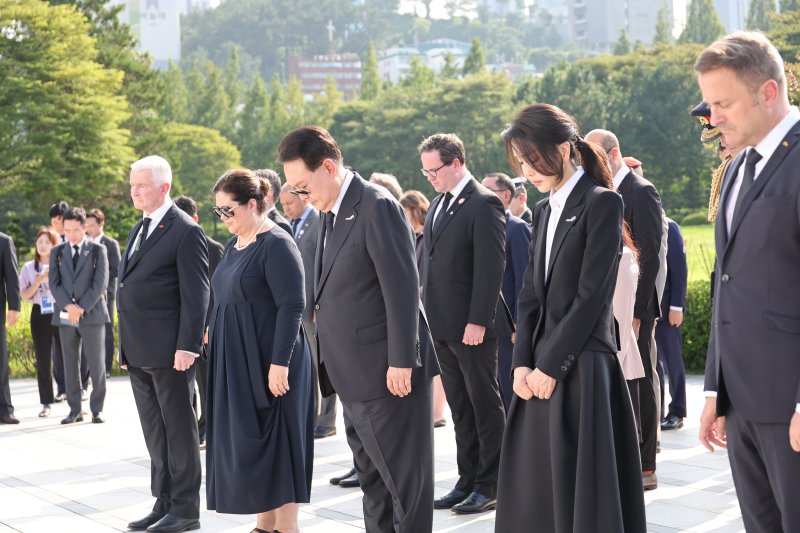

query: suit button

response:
[565,360,571,366]
[314,304,320,310]
[721,274,730,282]
[561,366,568,372]
[567,354,575,361]
[119,282,124,288]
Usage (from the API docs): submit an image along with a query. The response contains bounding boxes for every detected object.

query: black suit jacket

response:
[423,178,512,341]
[117,204,210,368]
[502,212,531,323]
[268,209,293,235]
[314,174,439,402]
[0,233,20,319]
[520,207,533,225]
[618,171,663,320]
[706,119,800,422]
[513,174,622,380]
[293,209,321,324]
[660,219,687,319]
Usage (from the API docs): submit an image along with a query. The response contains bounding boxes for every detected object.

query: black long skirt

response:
[495,350,647,533]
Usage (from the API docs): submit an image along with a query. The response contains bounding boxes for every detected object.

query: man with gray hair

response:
[369,172,403,200]
[696,31,800,532]
[119,155,209,533]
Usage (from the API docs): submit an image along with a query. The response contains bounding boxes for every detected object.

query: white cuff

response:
[669,306,683,312]
[704,391,718,398]
[796,403,800,414]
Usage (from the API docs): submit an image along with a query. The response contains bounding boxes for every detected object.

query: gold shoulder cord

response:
[708,153,733,222]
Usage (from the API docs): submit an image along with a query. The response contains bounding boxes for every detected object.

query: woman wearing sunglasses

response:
[205,168,313,533]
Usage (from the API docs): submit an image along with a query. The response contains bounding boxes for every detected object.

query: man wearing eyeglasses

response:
[419,133,512,515]
[278,125,440,533]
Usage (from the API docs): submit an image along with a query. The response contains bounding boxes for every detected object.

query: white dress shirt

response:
[545,167,584,280]
[612,162,629,191]
[431,173,474,222]
[330,171,354,218]
[71,237,87,259]
[129,199,173,259]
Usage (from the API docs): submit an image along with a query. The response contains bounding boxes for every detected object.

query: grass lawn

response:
[681,223,715,283]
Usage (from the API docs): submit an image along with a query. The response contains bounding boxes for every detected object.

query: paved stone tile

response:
[0,376,744,532]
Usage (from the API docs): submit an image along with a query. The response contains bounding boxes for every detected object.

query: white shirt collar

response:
[144,198,173,229]
[612,162,629,191]
[331,171,354,217]
[549,167,584,210]
[448,172,473,200]
[70,237,87,252]
[753,106,800,167]
[89,232,104,243]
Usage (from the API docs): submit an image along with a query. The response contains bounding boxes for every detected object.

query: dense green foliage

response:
[683,280,712,374]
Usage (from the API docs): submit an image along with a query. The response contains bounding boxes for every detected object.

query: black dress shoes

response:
[0,413,19,424]
[329,467,356,485]
[127,511,166,530]
[314,426,336,439]
[451,491,497,514]
[146,514,200,532]
[661,413,684,430]
[61,412,83,424]
[338,470,360,488]
[433,488,469,509]
[92,413,105,423]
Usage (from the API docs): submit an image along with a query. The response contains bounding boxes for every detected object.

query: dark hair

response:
[253,169,282,203]
[695,31,786,94]
[417,133,466,166]
[484,172,515,196]
[49,201,69,219]
[173,196,197,217]
[622,221,639,263]
[62,207,86,224]
[213,168,270,214]
[85,208,106,225]
[502,103,612,190]
[33,227,59,270]
[276,126,343,170]
[399,190,430,227]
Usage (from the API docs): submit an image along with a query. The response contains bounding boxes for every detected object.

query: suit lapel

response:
[533,203,548,300]
[544,176,590,283]
[123,208,176,276]
[430,179,476,248]
[316,175,363,298]
[423,195,440,253]
[61,243,75,277]
[73,243,91,277]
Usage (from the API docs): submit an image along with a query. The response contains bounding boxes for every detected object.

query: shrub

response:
[681,210,711,226]
[682,279,711,374]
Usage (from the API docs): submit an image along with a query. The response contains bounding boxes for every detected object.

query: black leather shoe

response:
[661,413,684,430]
[434,488,469,509]
[92,413,105,423]
[338,470,360,488]
[451,491,496,514]
[314,426,336,439]
[61,413,84,424]
[0,413,19,424]
[146,514,200,532]
[127,511,166,530]
[329,467,356,485]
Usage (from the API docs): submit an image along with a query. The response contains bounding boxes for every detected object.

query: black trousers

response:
[129,365,201,519]
[633,314,658,471]
[435,338,505,497]
[727,405,800,533]
[342,379,434,533]
[655,318,686,418]
[0,319,12,416]
[497,336,513,414]
[29,304,55,405]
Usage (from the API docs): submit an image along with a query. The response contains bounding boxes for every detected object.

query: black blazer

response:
[117,204,210,368]
[423,178,513,341]
[706,119,800,422]
[512,174,622,380]
[0,233,20,319]
[294,209,321,324]
[618,171,664,320]
[267,209,293,235]
[660,219,687,319]
[313,174,440,402]
[502,212,531,323]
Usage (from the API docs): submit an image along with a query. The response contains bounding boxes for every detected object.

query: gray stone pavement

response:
[0,375,744,532]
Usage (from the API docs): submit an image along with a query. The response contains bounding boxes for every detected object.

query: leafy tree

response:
[311,75,344,127]
[767,10,800,62]
[0,0,132,212]
[746,0,776,30]
[160,61,190,123]
[462,37,486,76]
[236,75,271,168]
[195,63,232,134]
[614,29,632,55]
[401,56,437,94]
[780,0,798,10]
[679,0,726,45]
[653,3,673,45]
[360,42,382,100]
[440,52,461,79]
[223,46,244,113]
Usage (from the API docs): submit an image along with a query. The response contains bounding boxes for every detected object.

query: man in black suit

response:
[0,231,20,425]
[657,218,688,431]
[420,133,511,514]
[85,209,121,376]
[509,177,532,225]
[696,31,800,532]
[279,125,440,533]
[49,207,110,424]
[119,156,209,533]
[279,183,337,439]
[173,195,224,448]
[482,172,531,412]
[586,128,664,489]
[254,168,293,234]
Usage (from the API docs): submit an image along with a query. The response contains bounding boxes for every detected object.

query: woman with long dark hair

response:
[495,103,646,532]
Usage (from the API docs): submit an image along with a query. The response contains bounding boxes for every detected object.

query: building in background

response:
[288,54,362,98]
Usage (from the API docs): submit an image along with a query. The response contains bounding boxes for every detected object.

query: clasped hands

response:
[513,366,557,400]
[64,303,84,325]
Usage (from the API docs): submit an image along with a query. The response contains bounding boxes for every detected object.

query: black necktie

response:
[135,217,151,254]
[434,192,453,230]
[733,149,762,221]
[291,218,300,237]
[324,212,335,249]
[72,245,80,270]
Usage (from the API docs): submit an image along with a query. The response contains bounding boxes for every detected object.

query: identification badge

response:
[40,295,54,315]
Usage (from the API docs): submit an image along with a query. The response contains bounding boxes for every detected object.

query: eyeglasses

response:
[420,162,450,178]
[289,166,321,197]
[212,202,244,219]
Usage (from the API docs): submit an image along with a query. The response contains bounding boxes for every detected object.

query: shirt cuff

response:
[796,403,800,414]
[704,391,718,397]
[669,306,683,312]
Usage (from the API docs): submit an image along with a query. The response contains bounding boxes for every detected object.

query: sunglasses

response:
[212,202,244,219]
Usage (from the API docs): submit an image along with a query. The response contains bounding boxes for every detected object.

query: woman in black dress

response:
[206,169,313,533]
[495,104,646,532]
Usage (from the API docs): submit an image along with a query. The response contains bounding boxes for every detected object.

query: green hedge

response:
[682,278,711,374]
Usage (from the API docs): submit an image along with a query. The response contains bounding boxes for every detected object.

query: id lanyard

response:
[39,268,54,315]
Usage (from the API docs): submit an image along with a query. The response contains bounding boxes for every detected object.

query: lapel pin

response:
[158,224,165,229]
[565,216,576,222]
[458,198,465,205]
[345,214,355,221]
[783,141,789,147]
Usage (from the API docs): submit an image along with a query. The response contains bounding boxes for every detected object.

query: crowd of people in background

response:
[0,29,798,533]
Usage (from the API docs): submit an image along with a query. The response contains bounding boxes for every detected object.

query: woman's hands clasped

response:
[268,364,290,396]
[513,366,557,400]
